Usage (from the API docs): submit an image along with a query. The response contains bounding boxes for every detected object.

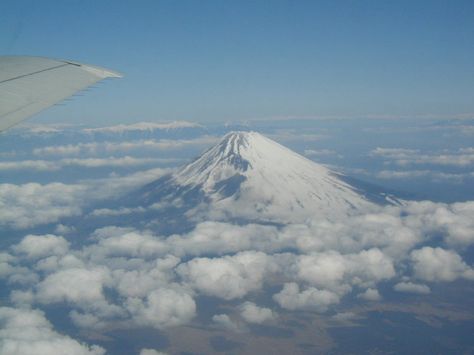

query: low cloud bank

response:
[0,199,472,346]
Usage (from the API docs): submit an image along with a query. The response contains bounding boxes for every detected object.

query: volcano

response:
[134,131,393,225]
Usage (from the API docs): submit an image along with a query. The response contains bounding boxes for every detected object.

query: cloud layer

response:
[0,168,167,229]
[1,122,473,352]
[1,199,472,346]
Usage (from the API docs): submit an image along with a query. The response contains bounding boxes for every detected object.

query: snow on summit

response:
[139,131,381,223]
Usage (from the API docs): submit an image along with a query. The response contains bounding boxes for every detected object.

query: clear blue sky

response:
[1,0,473,124]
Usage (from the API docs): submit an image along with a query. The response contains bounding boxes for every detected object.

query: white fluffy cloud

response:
[168,221,283,256]
[273,283,340,312]
[177,251,276,300]
[0,183,86,229]
[0,197,473,346]
[126,288,196,329]
[294,249,394,294]
[12,234,70,260]
[357,288,381,301]
[402,201,474,248]
[3,195,472,332]
[111,256,180,299]
[410,247,474,282]
[88,229,168,260]
[0,307,105,355]
[0,168,166,229]
[0,252,37,286]
[35,267,112,306]
[239,302,276,324]
[393,282,431,294]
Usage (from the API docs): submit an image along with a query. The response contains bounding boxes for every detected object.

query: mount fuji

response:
[129,131,396,227]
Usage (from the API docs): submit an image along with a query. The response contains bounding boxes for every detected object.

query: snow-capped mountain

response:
[137,131,389,224]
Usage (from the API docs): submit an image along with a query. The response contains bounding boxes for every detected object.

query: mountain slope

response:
[137,131,387,224]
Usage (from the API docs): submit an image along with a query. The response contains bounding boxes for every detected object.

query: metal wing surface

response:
[0,56,121,132]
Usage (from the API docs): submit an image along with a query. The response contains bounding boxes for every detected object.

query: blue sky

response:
[1,0,473,124]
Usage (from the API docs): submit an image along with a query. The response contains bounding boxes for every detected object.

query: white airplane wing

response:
[0,56,122,132]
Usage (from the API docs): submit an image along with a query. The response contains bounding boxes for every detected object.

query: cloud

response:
[69,310,118,331]
[89,207,146,217]
[393,282,431,294]
[54,224,76,235]
[140,349,168,355]
[0,157,172,171]
[294,249,395,293]
[0,253,16,278]
[293,252,347,292]
[1,198,474,341]
[0,160,59,171]
[393,201,474,248]
[12,234,70,260]
[0,307,105,355]
[34,254,85,274]
[168,221,283,257]
[177,251,275,300]
[411,247,474,282]
[212,314,242,332]
[35,267,112,306]
[0,168,167,229]
[87,229,168,260]
[330,312,361,326]
[60,156,166,168]
[273,283,340,312]
[268,131,328,143]
[357,288,381,301]
[111,257,180,300]
[442,202,474,246]
[371,147,419,159]
[376,170,473,182]
[10,290,35,306]
[32,136,218,157]
[239,302,276,324]
[98,137,217,154]
[170,201,456,261]
[304,149,339,157]
[12,123,77,135]
[33,144,86,156]
[371,147,474,167]
[1,231,193,331]
[83,121,202,133]
[126,288,196,329]
[0,183,86,229]
[87,168,169,198]
[0,252,37,285]
[285,210,423,259]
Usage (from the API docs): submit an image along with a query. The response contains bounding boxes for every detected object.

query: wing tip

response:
[63,60,123,78]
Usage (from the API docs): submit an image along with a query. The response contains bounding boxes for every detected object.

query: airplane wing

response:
[0,56,122,132]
